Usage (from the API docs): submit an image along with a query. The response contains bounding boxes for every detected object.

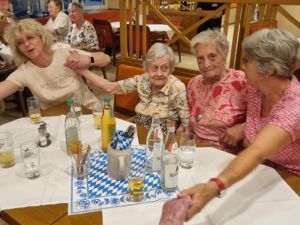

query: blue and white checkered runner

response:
[69,145,178,215]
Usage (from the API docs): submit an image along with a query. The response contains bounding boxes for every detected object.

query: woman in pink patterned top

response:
[177,29,300,222]
[188,30,248,151]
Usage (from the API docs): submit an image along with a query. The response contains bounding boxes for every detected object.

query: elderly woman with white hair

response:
[45,0,71,41]
[65,2,99,51]
[168,28,300,224]
[77,42,190,133]
[187,29,248,151]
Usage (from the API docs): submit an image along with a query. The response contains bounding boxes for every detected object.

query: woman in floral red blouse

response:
[187,29,248,151]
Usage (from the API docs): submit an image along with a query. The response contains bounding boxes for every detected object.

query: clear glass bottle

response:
[65,98,81,155]
[161,120,179,191]
[146,112,164,174]
[101,96,116,153]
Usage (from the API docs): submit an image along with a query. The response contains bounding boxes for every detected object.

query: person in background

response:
[0,19,110,110]
[177,28,300,222]
[196,2,224,33]
[187,29,248,152]
[71,43,190,134]
[65,2,99,51]
[45,0,71,41]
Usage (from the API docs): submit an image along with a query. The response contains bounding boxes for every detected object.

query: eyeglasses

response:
[149,64,170,73]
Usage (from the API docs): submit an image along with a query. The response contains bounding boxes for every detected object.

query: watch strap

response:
[90,56,95,64]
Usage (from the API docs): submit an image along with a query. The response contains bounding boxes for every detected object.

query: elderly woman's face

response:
[48,1,60,17]
[16,31,44,61]
[195,42,227,84]
[68,7,80,23]
[148,56,171,89]
[241,56,263,87]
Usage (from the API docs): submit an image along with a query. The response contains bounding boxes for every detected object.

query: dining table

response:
[0,114,300,225]
[110,21,175,40]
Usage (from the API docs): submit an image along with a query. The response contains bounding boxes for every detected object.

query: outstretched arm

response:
[0,80,20,100]
[179,124,292,221]
[64,50,111,70]
[79,69,124,95]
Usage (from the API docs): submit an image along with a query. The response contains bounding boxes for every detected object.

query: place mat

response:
[69,146,178,215]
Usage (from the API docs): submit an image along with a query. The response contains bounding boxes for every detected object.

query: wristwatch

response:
[90,56,95,64]
[210,178,226,198]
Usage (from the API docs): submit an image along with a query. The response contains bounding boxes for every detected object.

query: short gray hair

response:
[68,2,84,14]
[242,28,300,79]
[143,43,175,72]
[191,29,229,56]
[4,19,53,66]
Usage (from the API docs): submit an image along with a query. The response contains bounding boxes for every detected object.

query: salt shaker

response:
[38,122,51,147]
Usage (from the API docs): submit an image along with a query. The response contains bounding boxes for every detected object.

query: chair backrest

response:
[95,28,106,52]
[115,64,144,116]
[93,19,114,47]
[128,25,152,55]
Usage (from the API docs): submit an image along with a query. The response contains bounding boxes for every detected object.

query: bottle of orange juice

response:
[101,96,116,153]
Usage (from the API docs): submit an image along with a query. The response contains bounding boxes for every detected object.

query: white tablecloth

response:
[0,115,138,210]
[111,22,175,40]
[103,147,300,225]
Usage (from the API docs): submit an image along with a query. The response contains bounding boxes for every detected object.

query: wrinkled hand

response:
[178,183,217,221]
[159,196,192,225]
[64,50,90,71]
[220,123,245,147]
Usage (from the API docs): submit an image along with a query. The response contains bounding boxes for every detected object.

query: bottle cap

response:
[104,96,111,103]
[153,112,160,118]
[66,98,74,105]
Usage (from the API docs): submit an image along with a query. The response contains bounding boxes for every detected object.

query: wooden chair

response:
[92,19,120,66]
[114,64,144,121]
[128,25,165,58]
[0,64,27,116]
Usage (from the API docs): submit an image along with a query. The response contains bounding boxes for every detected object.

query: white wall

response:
[276,5,300,37]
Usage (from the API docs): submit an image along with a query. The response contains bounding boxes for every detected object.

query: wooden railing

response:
[118,0,299,74]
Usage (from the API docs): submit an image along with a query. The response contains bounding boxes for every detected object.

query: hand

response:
[64,50,90,71]
[178,183,218,221]
[159,196,192,225]
[220,123,245,147]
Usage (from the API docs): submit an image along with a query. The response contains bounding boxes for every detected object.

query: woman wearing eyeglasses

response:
[75,43,190,134]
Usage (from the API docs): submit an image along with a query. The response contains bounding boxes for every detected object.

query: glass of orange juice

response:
[0,131,15,168]
[26,97,41,123]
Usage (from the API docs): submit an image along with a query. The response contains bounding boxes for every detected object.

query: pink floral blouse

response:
[187,69,248,149]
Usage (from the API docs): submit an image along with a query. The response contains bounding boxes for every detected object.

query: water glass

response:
[92,103,103,129]
[178,133,196,169]
[20,141,40,179]
[128,150,146,202]
[26,97,41,123]
[0,131,15,168]
[73,96,82,118]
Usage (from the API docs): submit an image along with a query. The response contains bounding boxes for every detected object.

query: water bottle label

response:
[152,141,162,171]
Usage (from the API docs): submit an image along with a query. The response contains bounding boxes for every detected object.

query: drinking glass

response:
[0,131,15,168]
[26,97,41,123]
[92,103,103,129]
[178,133,196,169]
[20,140,40,179]
[73,96,82,118]
[128,150,146,202]
[71,144,90,179]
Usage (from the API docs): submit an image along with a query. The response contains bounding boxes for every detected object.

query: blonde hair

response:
[4,19,53,66]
